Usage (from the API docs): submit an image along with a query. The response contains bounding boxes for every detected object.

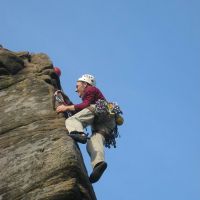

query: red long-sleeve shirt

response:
[74,85,106,111]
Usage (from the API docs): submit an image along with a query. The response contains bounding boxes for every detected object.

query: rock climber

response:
[55,74,123,183]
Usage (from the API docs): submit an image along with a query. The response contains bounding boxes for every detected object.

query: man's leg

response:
[65,108,94,133]
[65,108,94,143]
[86,133,105,167]
[87,115,116,182]
[86,133,107,183]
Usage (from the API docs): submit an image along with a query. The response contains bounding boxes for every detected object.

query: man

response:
[56,74,116,183]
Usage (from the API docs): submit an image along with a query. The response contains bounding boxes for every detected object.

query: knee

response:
[65,117,73,126]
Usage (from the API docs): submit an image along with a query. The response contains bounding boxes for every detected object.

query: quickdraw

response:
[54,90,73,118]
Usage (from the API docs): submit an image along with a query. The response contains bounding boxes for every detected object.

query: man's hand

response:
[56,105,68,113]
[56,104,75,113]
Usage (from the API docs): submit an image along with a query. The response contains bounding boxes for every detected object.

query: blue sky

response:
[1,0,200,199]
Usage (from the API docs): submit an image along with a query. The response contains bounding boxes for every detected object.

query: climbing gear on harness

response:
[89,161,107,183]
[105,126,119,148]
[69,131,89,144]
[77,74,96,86]
[94,99,123,148]
[115,115,124,126]
[95,100,123,116]
[95,99,108,116]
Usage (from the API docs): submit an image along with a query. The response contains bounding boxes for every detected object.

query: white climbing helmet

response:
[77,74,96,86]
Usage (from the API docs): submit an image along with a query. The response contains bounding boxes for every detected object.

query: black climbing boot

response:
[69,131,88,144]
[89,161,107,183]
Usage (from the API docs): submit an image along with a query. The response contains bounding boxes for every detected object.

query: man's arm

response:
[74,89,95,111]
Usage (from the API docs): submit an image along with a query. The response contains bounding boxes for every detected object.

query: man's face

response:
[76,81,87,97]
